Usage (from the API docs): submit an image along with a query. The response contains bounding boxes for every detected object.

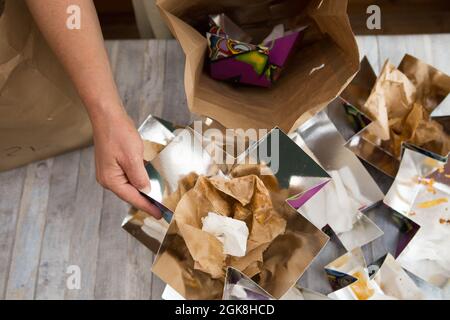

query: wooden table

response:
[1,35,449,300]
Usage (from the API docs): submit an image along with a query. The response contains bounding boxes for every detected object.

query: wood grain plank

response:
[428,34,450,74]
[162,41,193,126]
[35,151,81,299]
[0,167,26,299]
[94,190,129,299]
[5,160,53,299]
[111,40,148,124]
[356,35,381,72]
[376,34,434,68]
[65,147,104,300]
[376,35,408,67]
[138,40,167,122]
[94,189,129,299]
[124,234,153,300]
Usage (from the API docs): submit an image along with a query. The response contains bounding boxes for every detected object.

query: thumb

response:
[123,157,151,194]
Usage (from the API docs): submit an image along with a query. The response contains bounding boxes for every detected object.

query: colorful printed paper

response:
[207,14,306,87]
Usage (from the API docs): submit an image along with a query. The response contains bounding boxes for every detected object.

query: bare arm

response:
[25,0,161,218]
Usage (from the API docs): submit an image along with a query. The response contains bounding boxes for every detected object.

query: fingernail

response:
[139,185,151,196]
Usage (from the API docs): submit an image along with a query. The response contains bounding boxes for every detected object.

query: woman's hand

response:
[93,109,162,219]
[24,0,161,217]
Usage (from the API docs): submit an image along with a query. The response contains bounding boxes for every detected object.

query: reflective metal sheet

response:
[238,129,331,208]
[122,115,178,253]
[385,147,450,288]
[326,249,424,300]
[292,107,384,250]
[138,114,176,145]
[223,267,273,300]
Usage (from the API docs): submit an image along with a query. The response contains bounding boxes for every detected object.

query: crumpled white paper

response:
[202,212,249,257]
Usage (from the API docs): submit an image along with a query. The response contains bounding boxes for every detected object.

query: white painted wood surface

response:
[0,35,448,299]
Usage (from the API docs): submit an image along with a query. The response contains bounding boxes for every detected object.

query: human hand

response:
[92,110,162,219]
[25,0,161,219]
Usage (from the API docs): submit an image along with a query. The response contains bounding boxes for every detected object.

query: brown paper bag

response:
[0,0,92,172]
[156,0,359,132]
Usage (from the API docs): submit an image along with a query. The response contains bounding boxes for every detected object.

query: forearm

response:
[24,1,160,217]
[25,0,125,125]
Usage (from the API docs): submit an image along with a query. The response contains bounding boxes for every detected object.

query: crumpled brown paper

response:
[361,56,450,159]
[173,173,286,279]
[152,164,328,299]
[162,172,199,212]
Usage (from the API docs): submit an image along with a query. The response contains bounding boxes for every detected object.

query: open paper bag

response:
[155,0,359,132]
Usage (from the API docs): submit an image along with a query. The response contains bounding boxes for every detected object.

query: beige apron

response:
[0,0,92,172]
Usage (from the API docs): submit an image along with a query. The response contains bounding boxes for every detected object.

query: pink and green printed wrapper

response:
[206,14,306,87]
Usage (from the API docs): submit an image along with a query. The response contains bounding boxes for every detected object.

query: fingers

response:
[123,156,151,194]
[113,183,162,219]
[96,162,162,219]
